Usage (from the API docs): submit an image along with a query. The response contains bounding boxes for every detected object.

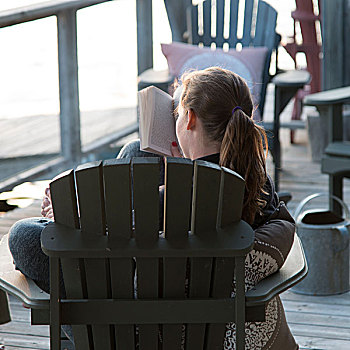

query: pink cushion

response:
[161,42,268,119]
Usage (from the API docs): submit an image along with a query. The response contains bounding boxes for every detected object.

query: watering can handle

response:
[293,192,350,222]
[333,226,350,253]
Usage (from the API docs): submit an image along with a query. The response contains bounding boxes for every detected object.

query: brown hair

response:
[179,67,268,224]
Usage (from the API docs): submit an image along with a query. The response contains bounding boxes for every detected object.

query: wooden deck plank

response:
[0,107,136,159]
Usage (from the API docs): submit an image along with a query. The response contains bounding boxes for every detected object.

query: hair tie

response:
[232,106,242,114]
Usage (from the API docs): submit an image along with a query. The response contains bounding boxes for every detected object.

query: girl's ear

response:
[187,109,197,130]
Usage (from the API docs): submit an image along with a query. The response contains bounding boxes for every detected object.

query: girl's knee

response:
[117,139,142,158]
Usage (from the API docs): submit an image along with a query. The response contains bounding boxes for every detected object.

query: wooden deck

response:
[0,127,350,349]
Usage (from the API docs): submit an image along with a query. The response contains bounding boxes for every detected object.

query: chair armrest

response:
[246,235,308,307]
[138,68,174,92]
[272,70,311,88]
[304,86,350,106]
[0,235,49,309]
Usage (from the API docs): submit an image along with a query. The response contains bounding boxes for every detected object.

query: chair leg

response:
[235,257,246,350]
[50,257,61,350]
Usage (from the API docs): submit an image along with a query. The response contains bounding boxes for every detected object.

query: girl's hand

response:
[171,141,182,158]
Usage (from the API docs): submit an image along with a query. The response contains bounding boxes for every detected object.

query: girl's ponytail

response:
[220,109,268,224]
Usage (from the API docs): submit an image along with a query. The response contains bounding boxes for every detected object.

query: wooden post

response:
[322,0,349,90]
[344,0,350,86]
[57,9,82,163]
[136,0,153,75]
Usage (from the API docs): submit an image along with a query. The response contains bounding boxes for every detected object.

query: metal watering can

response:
[292,193,350,295]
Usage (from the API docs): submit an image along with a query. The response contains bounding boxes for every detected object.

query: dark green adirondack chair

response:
[304,86,350,214]
[138,0,310,191]
[0,158,307,349]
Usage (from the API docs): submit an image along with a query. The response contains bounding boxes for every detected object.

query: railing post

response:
[57,8,81,164]
[136,0,153,75]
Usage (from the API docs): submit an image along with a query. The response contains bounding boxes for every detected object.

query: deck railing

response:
[0,0,154,191]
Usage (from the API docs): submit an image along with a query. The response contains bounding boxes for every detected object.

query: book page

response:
[149,90,175,156]
[138,86,175,156]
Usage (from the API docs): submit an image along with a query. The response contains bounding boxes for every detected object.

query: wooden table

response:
[271,70,311,190]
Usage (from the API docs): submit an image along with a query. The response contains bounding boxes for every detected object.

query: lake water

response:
[0,0,296,120]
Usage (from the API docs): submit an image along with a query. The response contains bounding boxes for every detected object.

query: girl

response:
[9,67,297,349]
[120,67,298,349]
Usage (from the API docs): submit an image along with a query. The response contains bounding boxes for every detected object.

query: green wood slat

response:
[191,3,200,45]
[50,257,61,350]
[163,158,192,349]
[164,158,193,240]
[132,158,160,243]
[187,161,221,348]
[218,167,245,227]
[50,172,91,347]
[84,258,113,350]
[103,158,132,239]
[191,161,221,236]
[162,257,187,349]
[75,162,112,349]
[75,161,106,236]
[60,258,91,349]
[215,0,225,47]
[50,169,79,229]
[185,257,213,349]
[201,0,212,46]
[137,258,159,350]
[110,258,135,349]
[228,0,239,47]
[206,257,235,349]
[241,0,254,46]
[253,1,277,48]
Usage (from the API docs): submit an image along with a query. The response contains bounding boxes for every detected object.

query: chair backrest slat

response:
[60,258,92,349]
[75,161,106,236]
[206,257,235,348]
[75,161,112,348]
[164,157,193,240]
[191,3,200,44]
[103,158,132,239]
[132,157,161,349]
[137,257,159,349]
[215,0,225,47]
[241,0,255,46]
[228,0,240,47]
[132,158,160,243]
[218,167,245,228]
[110,258,135,349]
[185,257,213,349]
[191,161,221,236]
[162,257,187,349]
[201,0,212,46]
[50,169,79,229]
[51,171,93,349]
[254,1,278,48]
[84,257,112,349]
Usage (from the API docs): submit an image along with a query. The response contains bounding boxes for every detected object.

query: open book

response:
[138,86,176,157]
